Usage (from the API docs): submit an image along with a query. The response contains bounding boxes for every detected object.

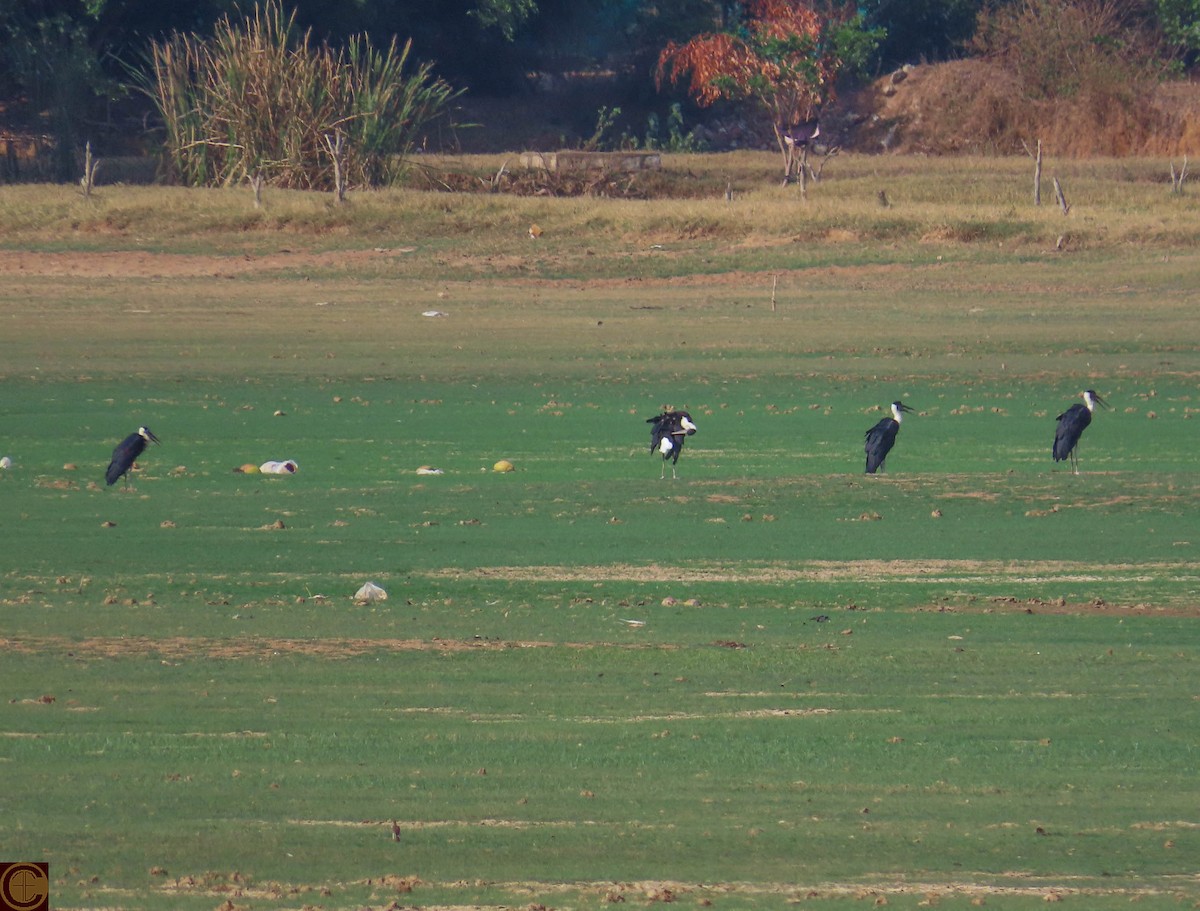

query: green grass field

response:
[1,155,1198,909]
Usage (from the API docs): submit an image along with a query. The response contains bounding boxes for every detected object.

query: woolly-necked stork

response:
[1053,389,1109,474]
[647,410,697,479]
[781,117,821,150]
[864,401,914,474]
[106,426,160,486]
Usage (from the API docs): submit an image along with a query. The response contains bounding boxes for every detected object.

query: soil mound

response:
[836,59,1200,157]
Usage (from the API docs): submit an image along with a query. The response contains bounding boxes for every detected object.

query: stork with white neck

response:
[1053,389,1110,475]
[864,401,914,474]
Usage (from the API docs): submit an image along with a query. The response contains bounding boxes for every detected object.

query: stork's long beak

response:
[145,430,161,444]
[897,403,915,414]
[1091,393,1111,410]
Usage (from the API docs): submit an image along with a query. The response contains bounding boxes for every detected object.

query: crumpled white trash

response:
[260,459,298,474]
[354,581,387,603]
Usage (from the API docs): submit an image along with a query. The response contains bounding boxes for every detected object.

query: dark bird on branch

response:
[647,410,697,479]
[106,426,160,487]
[864,401,914,474]
[1053,390,1109,474]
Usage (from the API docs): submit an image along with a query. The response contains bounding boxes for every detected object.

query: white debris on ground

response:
[260,459,298,474]
[416,466,444,475]
[354,581,388,603]
[421,310,448,317]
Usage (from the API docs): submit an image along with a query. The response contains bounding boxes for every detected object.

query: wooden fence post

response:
[1022,139,1042,206]
[323,132,347,203]
[80,141,99,198]
[1170,156,1189,194]
[1053,177,1070,215]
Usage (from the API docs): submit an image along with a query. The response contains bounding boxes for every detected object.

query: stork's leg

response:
[1070,447,1080,475]
[660,461,666,480]
[671,463,678,480]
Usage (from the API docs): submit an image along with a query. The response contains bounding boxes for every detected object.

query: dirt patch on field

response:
[443,558,1035,584]
[422,561,1200,616]
[0,636,534,660]
[0,246,914,288]
[154,870,1183,907]
[0,635,679,661]
[972,596,1193,616]
[431,557,1200,583]
[0,247,414,279]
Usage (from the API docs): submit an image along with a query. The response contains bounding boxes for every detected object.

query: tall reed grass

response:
[142,0,458,190]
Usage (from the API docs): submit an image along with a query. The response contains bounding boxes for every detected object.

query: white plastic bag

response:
[354,581,387,603]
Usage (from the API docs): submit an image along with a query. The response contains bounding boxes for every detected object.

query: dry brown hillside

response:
[838,60,1200,157]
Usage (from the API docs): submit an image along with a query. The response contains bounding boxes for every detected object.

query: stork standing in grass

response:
[106,426,160,487]
[864,401,914,474]
[647,410,697,479]
[1053,389,1109,474]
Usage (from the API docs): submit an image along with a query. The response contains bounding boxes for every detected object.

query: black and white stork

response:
[106,426,160,487]
[1053,389,1109,474]
[864,401,914,474]
[647,410,697,479]
[781,117,821,150]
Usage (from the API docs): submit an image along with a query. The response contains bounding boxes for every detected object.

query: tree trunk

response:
[774,123,795,186]
[323,132,347,203]
[1034,139,1042,206]
[1053,177,1070,215]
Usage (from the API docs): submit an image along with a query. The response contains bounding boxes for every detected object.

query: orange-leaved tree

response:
[657,0,866,185]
